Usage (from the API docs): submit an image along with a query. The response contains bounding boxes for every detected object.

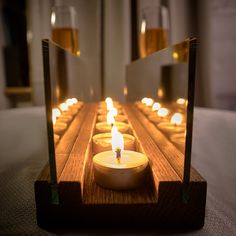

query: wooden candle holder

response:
[35,103,206,229]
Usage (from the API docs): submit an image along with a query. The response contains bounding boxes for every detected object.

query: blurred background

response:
[0,0,235,110]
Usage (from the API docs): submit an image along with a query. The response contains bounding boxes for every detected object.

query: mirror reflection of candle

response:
[59,102,77,116]
[106,112,115,127]
[157,107,169,118]
[52,109,67,135]
[157,112,185,137]
[170,113,183,126]
[152,102,161,111]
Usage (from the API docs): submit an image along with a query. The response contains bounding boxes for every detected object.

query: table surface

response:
[0,106,236,235]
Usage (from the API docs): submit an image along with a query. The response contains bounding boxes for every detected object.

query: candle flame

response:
[141,97,148,104]
[52,108,61,118]
[141,19,146,33]
[109,107,118,117]
[170,113,183,125]
[145,98,154,107]
[105,97,113,111]
[107,112,115,126]
[65,98,74,107]
[157,108,169,118]
[59,103,69,112]
[52,114,57,125]
[71,98,78,104]
[176,98,186,105]
[111,125,124,152]
[152,102,161,111]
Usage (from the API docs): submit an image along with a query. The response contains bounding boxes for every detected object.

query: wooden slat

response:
[128,104,205,182]
[123,105,181,186]
[55,104,88,178]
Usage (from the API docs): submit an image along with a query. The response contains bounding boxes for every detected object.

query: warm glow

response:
[51,11,56,26]
[172,52,179,60]
[111,126,124,152]
[146,98,154,107]
[59,103,69,112]
[157,88,164,98]
[52,114,57,125]
[170,113,183,125]
[52,108,61,118]
[176,98,186,105]
[107,112,115,126]
[141,97,148,104]
[105,97,113,111]
[71,98,78,104]
[141,19,146,33]
[157,108,169,118]
[65,99,74,107]
[109,107,118,117]
[152,102,161,111]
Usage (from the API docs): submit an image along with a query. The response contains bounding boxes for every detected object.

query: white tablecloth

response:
[0,106,235,235]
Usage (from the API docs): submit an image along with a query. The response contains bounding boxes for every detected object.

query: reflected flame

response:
[105,97,113,110]
[157,88,164,98]
[176,98,186,105]
[65,99,74,107]
[157,108,169,117]
[152,102,161,111]
[141,97,148,104]
[141,19,146,33]
[170,113,183,125]
[172,52,179,60]
[111,126,124,152]
[71,98,78,104]
[107,112,115,126]
[146,98,154,106]
[59,103,69,112]
[52,108,61,118]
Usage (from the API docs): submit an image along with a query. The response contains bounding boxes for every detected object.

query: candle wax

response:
[92,133,135,154]
[93,150,149,190]
[95,122,130,134]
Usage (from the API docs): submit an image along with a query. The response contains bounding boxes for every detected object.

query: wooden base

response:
[35,103,206,229]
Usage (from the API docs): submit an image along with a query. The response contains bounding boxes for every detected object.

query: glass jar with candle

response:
[51,5,80,56]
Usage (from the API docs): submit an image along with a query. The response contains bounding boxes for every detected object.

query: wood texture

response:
[35,103,207,228]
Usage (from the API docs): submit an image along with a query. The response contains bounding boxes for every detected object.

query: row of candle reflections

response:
[52,98,83,144]
[135,97,188,153]
[93,97,149,190]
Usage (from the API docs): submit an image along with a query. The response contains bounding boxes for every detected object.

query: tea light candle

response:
[53,121,67,136]
[148,107,170,124]
[157,113,186,137]
[54,134,60,145]
[93,127,149,190]
[142,102,161,116]
[170,132,186,153]
[58,114,73,124]
[95,121,130,134]
[97,114,127,123]
[59,103,78,116]
[97,108,123,115]
[92,132,135,154]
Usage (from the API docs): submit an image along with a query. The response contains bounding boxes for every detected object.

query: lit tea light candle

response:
[175,97,188,112]
[92,127,135,154]
[157,113,186,137]
[59,102,78,116]
[97,114,128,123]
[52,113,68,136]
[93,127,149,190]
[148,107,170,124]
[53,108,73,124]
[170,132,186,153]
[142,102,161,116]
